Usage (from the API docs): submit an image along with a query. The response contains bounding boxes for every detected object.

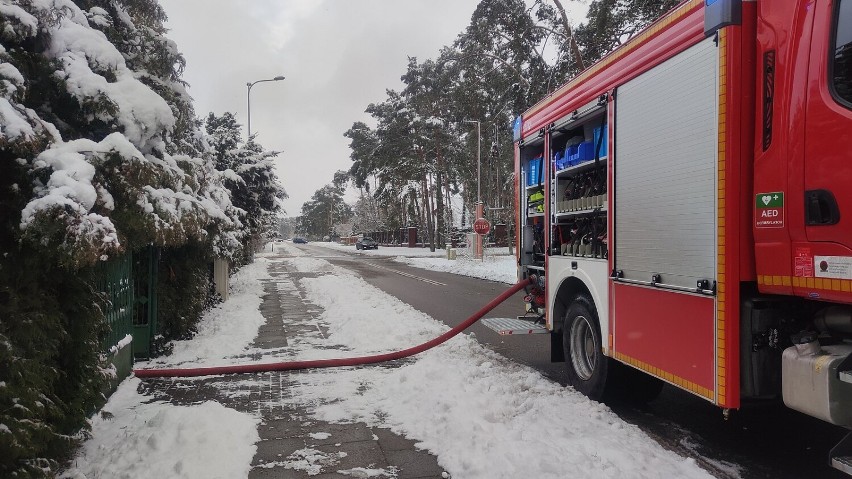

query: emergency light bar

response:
[512,116,523,142]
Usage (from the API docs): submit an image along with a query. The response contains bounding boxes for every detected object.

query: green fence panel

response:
[94,254,134,352]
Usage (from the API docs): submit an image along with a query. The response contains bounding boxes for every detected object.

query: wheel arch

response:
[553,276,594,334]
[547,259,610,357]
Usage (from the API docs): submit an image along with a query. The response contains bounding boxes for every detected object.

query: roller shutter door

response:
[614,37,718,289]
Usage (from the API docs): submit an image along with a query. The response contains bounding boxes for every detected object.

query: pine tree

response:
[340,0,682,238]
[300,173,352,239]
[574,0,681,64]
[205,112,287,264]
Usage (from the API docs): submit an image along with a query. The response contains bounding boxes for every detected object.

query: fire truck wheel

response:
[563,296,609,401]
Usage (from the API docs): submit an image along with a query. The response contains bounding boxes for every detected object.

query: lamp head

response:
[273,76,285,81]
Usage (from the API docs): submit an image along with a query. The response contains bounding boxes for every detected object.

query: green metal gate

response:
[131,247,158,359]
[96,247,159,358]
[95,254,134,352]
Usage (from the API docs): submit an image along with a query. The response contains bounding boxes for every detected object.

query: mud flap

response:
[551,329,565,363]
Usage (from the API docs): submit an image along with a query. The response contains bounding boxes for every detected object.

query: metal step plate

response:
[840,370,852,385]
[482,317,548,335]
[831,456,852,475]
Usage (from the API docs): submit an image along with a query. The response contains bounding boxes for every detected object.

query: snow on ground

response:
[70,240,714,479]
[396,254,516,284]
[62,378,259,479]
[306,240,517,284]
[63,260,272,478]
[273,241,712,479]
[137,258,271,368]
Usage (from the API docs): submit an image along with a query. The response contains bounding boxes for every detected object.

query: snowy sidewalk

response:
[72,252,444,478]
[65,244,715,479]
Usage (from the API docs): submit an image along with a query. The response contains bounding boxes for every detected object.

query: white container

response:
[782,344,852,426]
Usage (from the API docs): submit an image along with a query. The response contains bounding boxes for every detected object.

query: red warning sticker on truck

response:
[794,247,814,277]
[755,192,785,228]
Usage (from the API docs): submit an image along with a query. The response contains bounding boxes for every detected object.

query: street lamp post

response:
[465,120,483,260]
[246,75,285,139]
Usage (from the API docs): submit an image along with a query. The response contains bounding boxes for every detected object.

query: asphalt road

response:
[296,244,564,380]
[292,243,850,479]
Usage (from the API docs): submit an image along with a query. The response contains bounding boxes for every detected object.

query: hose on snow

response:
[134,276,535,378]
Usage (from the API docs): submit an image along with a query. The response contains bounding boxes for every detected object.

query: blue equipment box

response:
[575,141,595,164]
[567,142,593,165]
[564,144,578,166]
[554,150,570,170]
[527,157,543,186]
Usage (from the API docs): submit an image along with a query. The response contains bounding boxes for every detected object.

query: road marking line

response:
[367,262,446,286]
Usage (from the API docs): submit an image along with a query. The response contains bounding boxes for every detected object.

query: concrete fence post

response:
[213,258,229,301]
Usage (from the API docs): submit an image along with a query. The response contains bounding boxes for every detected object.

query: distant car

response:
[293,237,308,244]
[355,237,378,250]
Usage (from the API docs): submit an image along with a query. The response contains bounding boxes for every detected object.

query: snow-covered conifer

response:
[0,1,278,476]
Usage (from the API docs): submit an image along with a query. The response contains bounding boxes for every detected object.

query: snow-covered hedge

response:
[0,1,280,476]
[2,0,245,269]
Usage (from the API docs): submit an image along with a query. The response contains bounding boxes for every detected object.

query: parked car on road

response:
[355,237,378,250]
[293,237,308,244]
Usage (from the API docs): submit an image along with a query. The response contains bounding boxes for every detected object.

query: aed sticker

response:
[755,192,784,228]
[814,255,852,279]
[794,247,815,277]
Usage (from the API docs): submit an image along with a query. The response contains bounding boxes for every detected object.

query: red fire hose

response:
[134,277,534,378]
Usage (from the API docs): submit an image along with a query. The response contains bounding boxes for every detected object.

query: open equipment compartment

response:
[548,100,608,262]
[519,135,546,270]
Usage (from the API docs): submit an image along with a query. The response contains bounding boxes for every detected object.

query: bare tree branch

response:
[551,0,585,70]
[441,52,532,88]
[532,24,566,39]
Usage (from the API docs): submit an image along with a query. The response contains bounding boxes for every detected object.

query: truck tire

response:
[563,295,609,400]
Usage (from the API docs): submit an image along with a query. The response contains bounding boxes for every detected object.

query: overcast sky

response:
[159,0,484,216]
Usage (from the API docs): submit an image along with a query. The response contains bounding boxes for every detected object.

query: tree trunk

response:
[435,150,446,248]
[422,172,435,252]
[327,200,333,236]
[552,0,585,71]
[429,174,437,250]
[444,173,453,240]
[411,191,421,230]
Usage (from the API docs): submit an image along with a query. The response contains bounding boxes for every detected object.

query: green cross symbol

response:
[756,192,784,208]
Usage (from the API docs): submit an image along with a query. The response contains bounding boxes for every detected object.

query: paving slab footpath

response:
[139,251,447,478]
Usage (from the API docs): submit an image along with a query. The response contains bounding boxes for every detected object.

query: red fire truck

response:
[499,0,852,472]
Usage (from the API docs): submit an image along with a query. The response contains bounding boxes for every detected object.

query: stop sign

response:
[473,217,491,235]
